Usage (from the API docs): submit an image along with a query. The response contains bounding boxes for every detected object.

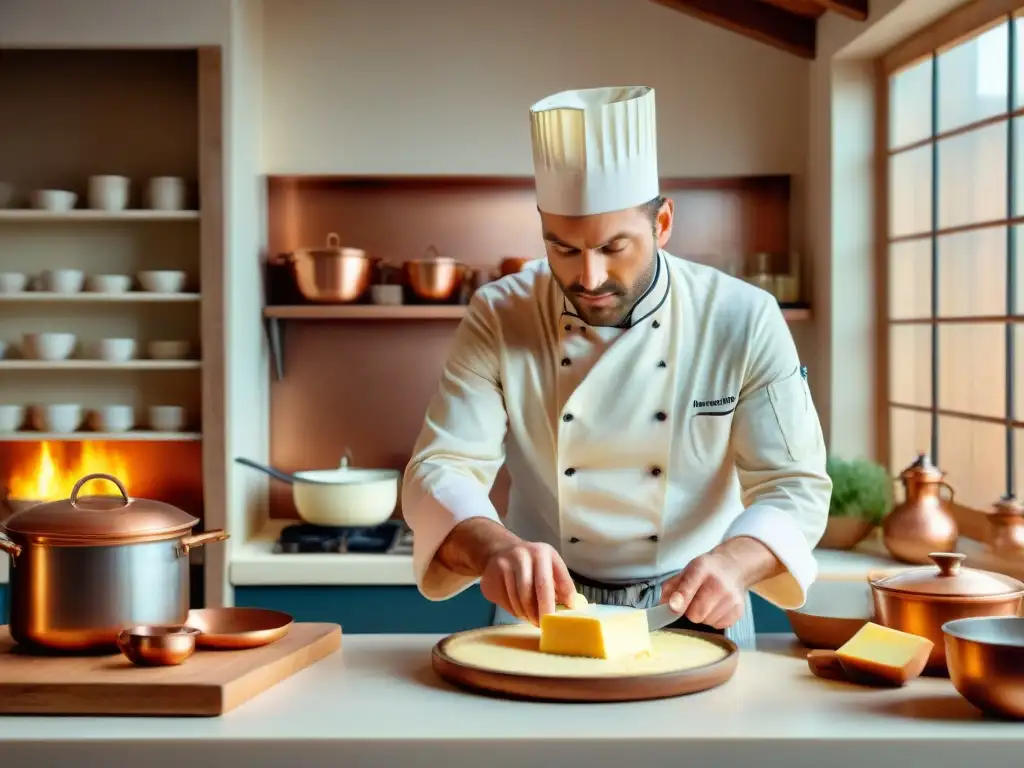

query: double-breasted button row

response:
[563,466,661,478]
[566,535,659,544]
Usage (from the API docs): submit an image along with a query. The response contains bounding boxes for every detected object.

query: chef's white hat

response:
[529,86,659,217]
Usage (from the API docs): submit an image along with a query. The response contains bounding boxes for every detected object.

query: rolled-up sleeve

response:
[402,292,509,601]
[726,294,831,610]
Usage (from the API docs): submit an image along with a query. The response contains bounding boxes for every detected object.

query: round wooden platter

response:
[431,626,739,703]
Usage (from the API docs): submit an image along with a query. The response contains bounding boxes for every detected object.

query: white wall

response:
[260,0,810,179]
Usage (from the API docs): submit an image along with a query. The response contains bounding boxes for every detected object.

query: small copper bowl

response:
[943,617,1024,719]
[117,625,201,667]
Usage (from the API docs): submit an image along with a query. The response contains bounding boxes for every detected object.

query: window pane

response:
[1014,117,1024,217]
[937,20,1009,133]
[890,324,932,406]
[1016,15,1024,108]
[890,407,933,482]
[1016,224,1024,312]
[890,146,932,238]
[937,122,1007,229]
[938,323,1005,418]
[938,414,1005,509]
[1015,325,1024,418]
[1014,427,1024,495]
[890,240,932,319]
[890,57,934,148]
[937,225,1007,317]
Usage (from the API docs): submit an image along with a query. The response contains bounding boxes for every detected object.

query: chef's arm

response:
[402,293,511,600]
[725,294,832,610]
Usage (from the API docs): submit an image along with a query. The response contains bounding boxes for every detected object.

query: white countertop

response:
[0,633,1019,767]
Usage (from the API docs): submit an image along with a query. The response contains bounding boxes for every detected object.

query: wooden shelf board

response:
[0,292,201,303]
[0,431,201,442]
[0,360,202,371]
[264,305,812,322]
[0,210,199,222]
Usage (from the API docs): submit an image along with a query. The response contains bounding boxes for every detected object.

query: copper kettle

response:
[882,453,958,564]
[989,494,1024,559]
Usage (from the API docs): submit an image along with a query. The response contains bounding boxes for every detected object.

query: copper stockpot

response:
[287,232,372,303]
[883,453,958,564]
[869,552,1024,675]
[989,494,1024,559]
[0,473,228,652]
[403,245,466,301]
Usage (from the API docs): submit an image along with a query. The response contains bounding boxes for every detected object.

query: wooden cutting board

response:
[0,622,341,716]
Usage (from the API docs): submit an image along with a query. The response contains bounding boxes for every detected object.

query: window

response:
[883,6,1024,511]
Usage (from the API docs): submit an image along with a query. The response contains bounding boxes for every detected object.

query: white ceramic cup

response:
[147,177,186,211]
[0,341,7,360]
[32,403,83,434]
[0,182,13,209]
[90,338,137,363]
[0,272,27,294]
[31,189,77,212]
[41,268,85,294]
[147,340,191,360]
[148,405,187,432]
[85,274,132,293]
[371,285,404,306]
[89,404,135,433]
[137,270,187,293]
[87,175,130,211]
[0,404,25,433]
[22,332,76,361]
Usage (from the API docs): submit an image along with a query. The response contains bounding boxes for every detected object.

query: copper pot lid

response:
[992,494,1024,518]
[1,473,197,544]
[297,232,366,259]
[871,552,1024,597]
[899,453,945,481]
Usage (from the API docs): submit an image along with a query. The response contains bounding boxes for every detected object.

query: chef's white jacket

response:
[402,251,831,610]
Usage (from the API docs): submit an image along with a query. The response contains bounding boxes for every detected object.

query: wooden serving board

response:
[0,622,341,716]
[432,625,739,702]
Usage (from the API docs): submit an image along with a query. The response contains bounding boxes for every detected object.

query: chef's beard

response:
[559,247,658,328]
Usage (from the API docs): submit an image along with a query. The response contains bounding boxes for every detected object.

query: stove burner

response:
[275,521,410,554]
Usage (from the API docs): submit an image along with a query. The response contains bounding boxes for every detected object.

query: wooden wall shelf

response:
[0,210,199,222]
[0,431,202,442]
[263,302,812,379]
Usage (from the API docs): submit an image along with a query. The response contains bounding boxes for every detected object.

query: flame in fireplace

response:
[6,442,133,501]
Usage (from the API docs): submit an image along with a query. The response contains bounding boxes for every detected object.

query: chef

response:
[401,86,831,649]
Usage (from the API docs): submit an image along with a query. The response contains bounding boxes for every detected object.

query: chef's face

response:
[541,198,674,326]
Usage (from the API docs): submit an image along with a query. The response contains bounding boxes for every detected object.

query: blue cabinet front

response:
[0,585,6,625]
[234,586,792,634]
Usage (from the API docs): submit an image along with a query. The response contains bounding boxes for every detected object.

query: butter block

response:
[834,622,933,687]
[539,605,652,660]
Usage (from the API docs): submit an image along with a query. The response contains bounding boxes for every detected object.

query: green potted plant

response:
[820,456,893,550]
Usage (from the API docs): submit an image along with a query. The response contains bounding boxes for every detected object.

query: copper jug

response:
[883,453,958,564]
[989,494,1024,559]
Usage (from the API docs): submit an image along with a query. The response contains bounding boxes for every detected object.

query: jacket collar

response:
[559,250,670,329]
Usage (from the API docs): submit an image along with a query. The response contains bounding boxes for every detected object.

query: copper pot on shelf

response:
[883,453,958,564]
[403,245,466,302]
[869,552,1024,675]
[286,232,372,303]
[989,494,1024,560]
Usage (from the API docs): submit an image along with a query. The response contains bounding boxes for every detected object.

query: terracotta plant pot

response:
[818,516,876,550]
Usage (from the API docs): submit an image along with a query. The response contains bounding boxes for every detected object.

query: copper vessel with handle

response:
[883,453,959,564]
[989,494,1024,559]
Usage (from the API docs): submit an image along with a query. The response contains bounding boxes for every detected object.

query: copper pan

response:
[403,245,467,301]
[186,607,293,650]
[287,232,372,303]
[943,616,1024,719]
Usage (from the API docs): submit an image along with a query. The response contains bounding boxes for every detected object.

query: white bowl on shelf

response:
[89,338,137,363]
[0,272,28,294]
[22,332,77,361]
[0,341,7,360]
[147,340,191,360]
[85,274,132,294]
[87,175,130,212]
[137,270,187,293]
[148,405,187,432]
[31,189,77,212]
[0,405,26,433]
[89,405,135,433]
[31,404,83,434]
[41,268,85,294]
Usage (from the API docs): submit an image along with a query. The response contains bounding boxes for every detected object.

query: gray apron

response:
[491,568,756,650]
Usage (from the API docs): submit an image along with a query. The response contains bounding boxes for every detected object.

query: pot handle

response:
[939,481,955,501]
[71,473,129,506]
[326,232,341,249]
[0,533,21,559]
[177,529,229,557]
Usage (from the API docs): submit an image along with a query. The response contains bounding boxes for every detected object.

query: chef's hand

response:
[659,553,747,630]
[479,541,578,627]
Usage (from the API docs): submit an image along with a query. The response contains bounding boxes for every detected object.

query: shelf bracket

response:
[265,317,285,380]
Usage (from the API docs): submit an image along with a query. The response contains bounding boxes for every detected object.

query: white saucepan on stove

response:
[234,451,400,527]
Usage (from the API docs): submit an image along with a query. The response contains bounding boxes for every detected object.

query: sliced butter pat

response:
[539,605,651,660]
[555,593,589,611]
[834,622,933,686]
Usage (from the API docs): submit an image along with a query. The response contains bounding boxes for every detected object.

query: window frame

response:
[877,0,1024,537]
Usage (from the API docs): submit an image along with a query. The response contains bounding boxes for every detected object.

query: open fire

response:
[5,442,133,501]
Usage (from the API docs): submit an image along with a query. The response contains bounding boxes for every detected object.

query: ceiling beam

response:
[650,0,816,59]
[808,0,869,21]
